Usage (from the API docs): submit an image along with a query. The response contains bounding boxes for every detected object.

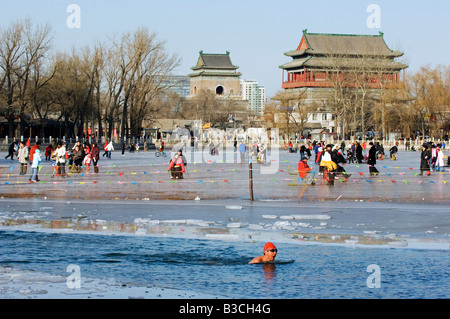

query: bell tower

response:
[188,51,242,99]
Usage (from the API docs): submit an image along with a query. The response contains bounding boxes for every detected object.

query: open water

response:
[0,229,448,299]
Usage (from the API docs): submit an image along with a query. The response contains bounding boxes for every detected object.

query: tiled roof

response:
[192,51,239,70]
[285,31,404,58]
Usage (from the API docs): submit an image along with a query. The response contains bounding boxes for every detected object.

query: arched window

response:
[216,85,224,95]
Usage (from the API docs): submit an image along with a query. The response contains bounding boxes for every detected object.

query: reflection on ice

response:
[1,212,449,250]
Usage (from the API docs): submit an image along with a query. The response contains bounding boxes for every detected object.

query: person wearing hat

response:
[249,242,278,264]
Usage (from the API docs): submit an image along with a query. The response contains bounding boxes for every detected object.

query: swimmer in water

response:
[249,242,277,264]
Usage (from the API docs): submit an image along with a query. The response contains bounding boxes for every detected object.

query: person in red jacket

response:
[298,157,312,179]
[168,150,187,179]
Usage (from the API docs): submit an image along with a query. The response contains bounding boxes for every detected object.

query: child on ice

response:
[83,153,92,173]
[30,149,41,183]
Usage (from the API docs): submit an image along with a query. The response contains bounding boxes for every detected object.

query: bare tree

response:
[272,89,311,138]
[102,28,179,141]
[407,65,450,139]
[0,19,53,138]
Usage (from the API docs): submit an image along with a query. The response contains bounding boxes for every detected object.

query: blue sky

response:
[1,0,449,97]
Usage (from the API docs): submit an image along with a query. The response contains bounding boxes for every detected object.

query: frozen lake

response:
[0,147,449,299]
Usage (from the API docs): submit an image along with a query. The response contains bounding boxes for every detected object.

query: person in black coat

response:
[356,142,364,163]
[419,144,431,176]
[5,142,17,160]
[368,142,379,175]
[331,147,347,173]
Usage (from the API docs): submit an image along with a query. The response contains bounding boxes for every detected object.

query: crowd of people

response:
[419,142,448,176]
[3,139,103,182]
[3,137,449,184]
[291,139,449,185]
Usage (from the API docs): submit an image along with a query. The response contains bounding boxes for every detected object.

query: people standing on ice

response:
[29,141,42,182]
[340,141,346,155]
[316,147,324,175]
[106,141,114,159]
[249,242,278,264]
[102,141,108,157]
[54,141,67,177]
[17,141,29,175]
[83,152,92,173]
[430,144,437,171]
[367,142,379,176]
[5,141,17,160]
[347,143,355,163]
[44,144,54,161]
[419,144,431,176]
[83,142,90,156]
[90,142,100,174]
[30,149,41,183]
[299,144,306,160]
[350,142,356,163]
[436,146,445,172]
[314,143,321,162]
[257,143,266,164]
[356,142,364,163]
[239,141,246,163]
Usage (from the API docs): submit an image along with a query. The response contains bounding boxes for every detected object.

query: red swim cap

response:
[264,242,277,251]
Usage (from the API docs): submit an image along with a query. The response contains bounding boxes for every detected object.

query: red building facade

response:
[280,30,407,91]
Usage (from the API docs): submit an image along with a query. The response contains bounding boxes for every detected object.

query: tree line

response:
[0,19,180,141]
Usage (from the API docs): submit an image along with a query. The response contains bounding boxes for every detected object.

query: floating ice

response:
[248,224,263,230]
[388,241,408,248]
[205,234,239,240]
[290,214,331,220]
[225,206,242,210]
[226,222,244,228]
[262,215,277,219]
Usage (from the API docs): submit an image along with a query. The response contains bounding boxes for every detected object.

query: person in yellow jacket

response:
[320,144,337,185]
